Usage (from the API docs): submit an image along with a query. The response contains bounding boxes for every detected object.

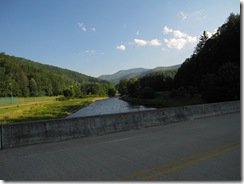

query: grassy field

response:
[0,96,56,107]
[0,97,106,124]
[122,91,204,108]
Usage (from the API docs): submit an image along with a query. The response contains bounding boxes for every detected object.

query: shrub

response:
[107,87,117,97]
[63,88,74,99]
[141,87,156,99]
[170,87,189,98]
[56,96,67,101]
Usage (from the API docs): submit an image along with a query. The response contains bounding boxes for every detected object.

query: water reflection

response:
[66,97,155,118]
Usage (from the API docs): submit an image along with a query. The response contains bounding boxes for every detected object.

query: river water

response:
[66,97,155,118]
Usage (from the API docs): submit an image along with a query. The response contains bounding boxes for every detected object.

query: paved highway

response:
[0,113,241,181]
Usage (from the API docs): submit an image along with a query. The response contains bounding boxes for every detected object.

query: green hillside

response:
[0,53,106,97]
[174,13,240,102]
[99,68,149,84]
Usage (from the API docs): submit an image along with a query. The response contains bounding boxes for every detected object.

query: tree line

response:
[118,13,240,103]
[117,70,177,99]
[62,83,116,100]
[0,53,115,98]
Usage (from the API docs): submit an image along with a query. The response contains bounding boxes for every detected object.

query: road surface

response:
[0,112,241,181]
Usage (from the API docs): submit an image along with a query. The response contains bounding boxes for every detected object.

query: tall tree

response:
[194,31,209,55]
[126,78,140,97]
[118,79,128,96]
[29,78,38,96]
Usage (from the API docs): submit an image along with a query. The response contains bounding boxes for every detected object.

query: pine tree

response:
[194,31,209,55]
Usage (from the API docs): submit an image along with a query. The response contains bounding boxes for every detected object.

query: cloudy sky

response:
[0,0,240,77]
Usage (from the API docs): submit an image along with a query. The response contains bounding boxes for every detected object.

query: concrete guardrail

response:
[0,100,240,149]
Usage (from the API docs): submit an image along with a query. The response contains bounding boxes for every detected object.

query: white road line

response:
[102,136,140,144]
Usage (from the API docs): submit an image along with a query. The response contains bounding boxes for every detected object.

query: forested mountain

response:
[99,68,149,84]
[99,64,181,84]
[0,53,107,97]
[136,64,181,78]
[174,13,240,102]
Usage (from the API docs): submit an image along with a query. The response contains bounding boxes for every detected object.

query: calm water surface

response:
[67,97,155,118]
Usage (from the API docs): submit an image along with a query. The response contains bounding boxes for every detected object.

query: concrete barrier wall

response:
[0,126,2,150]
[0,100,240,149]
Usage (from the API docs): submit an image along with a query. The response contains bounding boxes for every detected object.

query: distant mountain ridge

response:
[99,64,181,84]
[99,68,149,83]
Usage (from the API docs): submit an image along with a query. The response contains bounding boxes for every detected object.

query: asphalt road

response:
[0,112,241,181]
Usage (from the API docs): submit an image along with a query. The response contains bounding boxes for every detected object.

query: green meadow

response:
[0,97,105,124]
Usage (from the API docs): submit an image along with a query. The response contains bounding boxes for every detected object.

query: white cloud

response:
[164,38,186,50]
[77,22,87,32]
[78,22,97,32]
[206,29,217,38]
[134,38,162,47]
[195,10,207,20]
[173,30,187,38]
[163,26,198,50]
[178,10,207,21]
[148,39,162,46]
[187,36,197,46]
[82,49,105,55]
[179,11,188,20]
[134,39,148,46]
[82,27,87,32]
[136,30,140,35]
[163,26,173,34]
[116,45,126,51]
[85,50,96,54]
[91,27,96,32]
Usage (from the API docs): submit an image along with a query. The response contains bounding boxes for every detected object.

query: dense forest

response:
[0,53,116,97]
[117,70,177,98]
[118,13,240,103]
[174,13,240,102]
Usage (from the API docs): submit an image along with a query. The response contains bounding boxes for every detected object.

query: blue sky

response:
[0,0,240,77]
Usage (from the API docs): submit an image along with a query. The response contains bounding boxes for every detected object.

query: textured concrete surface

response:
[0,126,1,150]
[0,101,240,149]
[0,113,240,181]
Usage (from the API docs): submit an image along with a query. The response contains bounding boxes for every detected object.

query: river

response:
[66,97,155,118]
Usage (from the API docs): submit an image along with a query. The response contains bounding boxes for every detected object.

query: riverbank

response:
[121,91,204,108]
[0,97,107,124]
